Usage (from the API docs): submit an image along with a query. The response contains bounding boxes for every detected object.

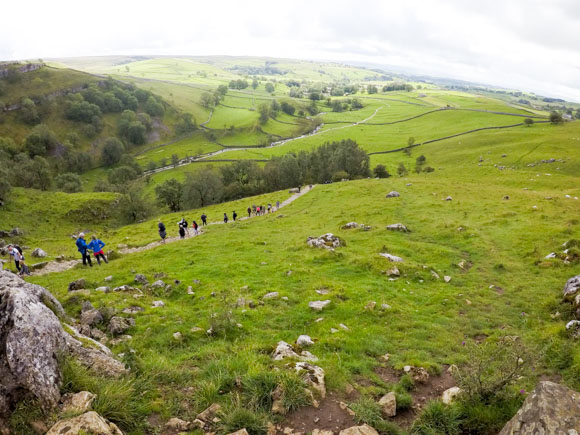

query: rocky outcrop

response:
[0,271,125,423]
[386,191,400,198]
[339,425,379,435]
[307,233,344,250]
[46,411,123,435]
[499,381,579,434]
[563,274,580,302]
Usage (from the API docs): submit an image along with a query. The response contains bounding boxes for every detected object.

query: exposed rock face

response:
[386,223,409,232]
[107,316,136,335]
[46,411,123,435]
[0,271,126,423]
[563,274,580,302]
[499,381,580,435]
[307,233,344,250]
[295,362,326,398]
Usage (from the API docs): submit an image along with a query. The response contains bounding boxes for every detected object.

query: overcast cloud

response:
[2,0,580,101]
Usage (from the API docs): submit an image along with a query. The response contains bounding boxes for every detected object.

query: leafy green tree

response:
[182,168,224,208]
[549,111,563,124]
[145,96,164,117]
[265,83,275,93]
[66,100,102,123]
[20,98,41,125]
[252,79,259,90]
[155,178,183,212]
[373,164,390,178]
[171,154,179,167]
[24,124,58,157]
[367,85,378,94]
[416,155,426,166]
[117,186,154,223]
[0,165,11,205]
[108,166,138,186]
[524,118,534,126]
[217,84,228,96]
[258,103,270,124]
[200,92,214,108]
[280,101,295,116]
[308,92,321,101]
[101,137,124,167]
[176,113,197,135]
[55,173,82,193]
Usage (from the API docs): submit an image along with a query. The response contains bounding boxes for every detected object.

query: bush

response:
[101,137,124,167]
[55,172,82,193]
[454,337,534,403]
[549,111,563,124]
[332,170,350,182]
[155,178,183,212]
[411,400,462,435]
[373,164,391,178]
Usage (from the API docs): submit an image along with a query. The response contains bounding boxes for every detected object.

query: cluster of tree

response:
[367,85,378,94]
[229,79,249,90]
[155,139,371,212]
[330,85,358,96]
[382,83,414,92]
[200,85,228,109]
[328,98,363,112]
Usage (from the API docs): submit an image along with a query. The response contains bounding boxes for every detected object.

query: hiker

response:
[224,213,229,223]
[88,235,108,265]
[247,207,252,218]
[180,218,189,236]
[267,203,272,214]
[201,213,207,226]
[252,205,257,215]
[158,220,167,243]
[256,206,260,215]
[276,200,280,210]
[233,211,237,221]
[192,220,199,235]
[260,205,265,215]
[7,244,23,273]
[298,185,301,193]
[76,233,92,267]
[178,222,185,239]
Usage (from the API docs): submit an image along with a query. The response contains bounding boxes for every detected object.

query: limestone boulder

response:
[61,391,96,413]
[386,223,409,232]
[46,411,123,435]
[107,316,136,336]
[563,274,580,302]
[378,391,397,417]
[499,381,580,434]
[386,191,400,198]
[31,248,47,258]
[339,425,379,435]
[309,300,331,311]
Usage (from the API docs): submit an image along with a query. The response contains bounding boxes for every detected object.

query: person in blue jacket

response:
[88,234,108,265]
[76,233,92,267]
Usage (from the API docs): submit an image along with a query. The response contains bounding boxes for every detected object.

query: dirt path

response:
[32,185,316,276]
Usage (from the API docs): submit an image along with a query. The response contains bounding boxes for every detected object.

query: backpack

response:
[14,245,23,255]
[159,223,166,232]
[183,221,188,228]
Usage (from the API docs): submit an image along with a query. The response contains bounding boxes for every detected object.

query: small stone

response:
[297,335,315,347]
[339,323,349,330]
[444,196,453,201]
[315,317,324,323]
[386,191,400,198]
[263,291,280,300]
[386,223,409,232]
[444,276,452,283]
[465,299,472,305]
[330,328,339,333]
[165,417,191,433]
[365,301,377,311]
[134,274,148,285]
[309,300,331,311]
[379,253,403,262]
[104,275,113,281]
[152,300,165,308]
[61,391,96,413]
[197,403,222,422]
[386,266,400,277]
[379,392,397,417]
[95,286,111,293]
[173,332,183,341]
[442,387,462,404]
[380,304,392,310]
[431,270,440,279]
[381,354,390,362]
[31,248,47,258]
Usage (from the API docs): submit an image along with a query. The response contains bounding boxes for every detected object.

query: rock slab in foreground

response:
[46,411,123,435]
[499,381,580,434]
[0,270,126,424]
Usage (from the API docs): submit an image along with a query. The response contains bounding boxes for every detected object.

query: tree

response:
[367,84,378,94]
[182,168,224,208]
[265,82,275,93]
[308,92,321,101]
[145,96,164,117]
[280,101,295,116]
[252,79,259,90]
[176,113,197,135]
[20,98,41,125]
[416,155,426,166]
[397,163,408,177]
[524,118,534,126]
[155,178,183,212]
[66,100,102,123]
[549,111,563,124]
[108,166,138,186]
[24,124,58,157]
[200,92,214,108]
[171,154,179,167]
[0,165,11,206]
[373,164,390,178]
[408,137,416,146]
[55,173,82,193]
[101,138,124,167]
[216,84,228,96]
[117,186,154,223]
[258,103,270,124]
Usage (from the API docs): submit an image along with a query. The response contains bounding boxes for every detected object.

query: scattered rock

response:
[365,301,377,311]
[68,278,86,292]
[444,196,453,201]
[431,270,440,280]
[566,320,580,338]
[150,279,166,289]
[80,309,103,327]
[315,288,330,295]
[227,429,249,435]
[31,248,47,258]
[379,253,403,262]
[134,274,148,285]
[197,403,222,422]
[297,335,314,347]
[563,274,580,302]
[442,387,462,405]
[380,304,392,310]
[386,223,409,232]
[339,323,349,330]
[295,362,326,398]
[273,341,300,360]
[309,300,331,311]
[61,391,96,414]
[113,285,141,293]
[9,228,23,236]
[386,266,400,277]
[122,306,144,315]
[307,233,344,250]
[330,328,339,333]
[499,381,580,435]
[96,286,111,293]
[164,417,192,434]
[107,317,135,336]
[457,260,470,270]
[386,191,400,198]
[342,222,360,229]
[104,275,113,282]
[503,195,510,200]
[444,276,452,283]
[263,291,280,300]
[152,300,165,308]
[403,365,429,383]
[173,332,183,341]
[339,425,379,435]
[378,392,397,417]
[46,411,122,435]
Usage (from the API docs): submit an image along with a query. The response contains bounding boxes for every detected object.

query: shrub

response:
[453,337,534,403]
[55,173,82,193]
[395,391,413,412]
[398,374,415,392]
[278,371,311,412]
[411,400,462,435]
[373,164,391,178]
[332,170,350,182]
[219,407,268,435]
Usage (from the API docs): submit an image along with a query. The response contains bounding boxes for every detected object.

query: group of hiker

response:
[75,233,109,267]
[157,200,282,242]
[6,244,30,276]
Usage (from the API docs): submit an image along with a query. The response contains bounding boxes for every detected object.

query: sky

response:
[2,0,580,101]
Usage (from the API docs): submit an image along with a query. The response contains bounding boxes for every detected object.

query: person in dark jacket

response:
[233,211,237,221]
[88,235,108,265]
[179,218,189,236]
[247,207,252,218]
[158,220,167,243]
[76,233,92,267]
[201,213,207,226]
[224,213,228,223]
[192,220,199,235]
